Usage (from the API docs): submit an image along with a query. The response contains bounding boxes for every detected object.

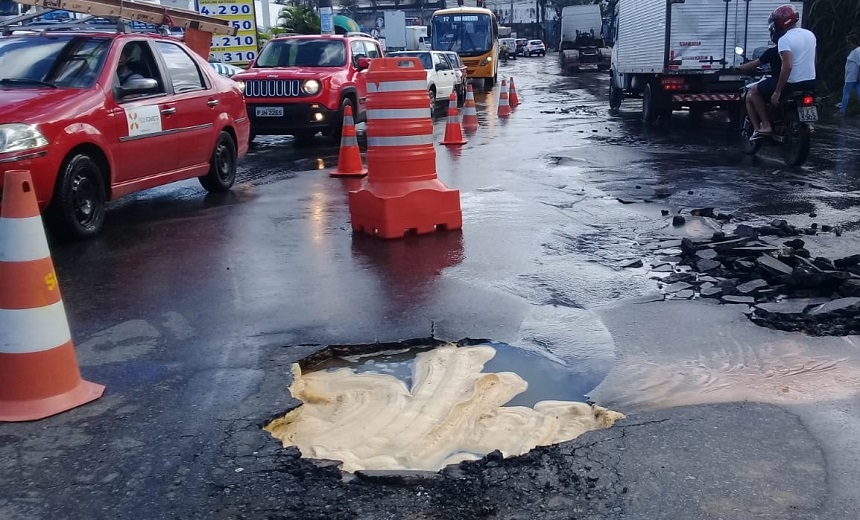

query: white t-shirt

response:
[778,27,817,83]
[845,46,860,83]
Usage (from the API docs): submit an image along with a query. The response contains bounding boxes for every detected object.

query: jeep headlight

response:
[480,56,493,66]
[0,124,48,154]
[302,79,321,95]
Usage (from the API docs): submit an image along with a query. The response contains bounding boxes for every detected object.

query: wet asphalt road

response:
[3,55,860,519]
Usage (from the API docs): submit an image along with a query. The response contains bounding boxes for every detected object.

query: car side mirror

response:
[356,57,371,70]
[435,63,445,71]
[118,78,159,97]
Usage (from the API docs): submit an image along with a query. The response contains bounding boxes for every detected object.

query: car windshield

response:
[0,34,110,89]
[255,39,346,67]
[390,52,432,70]
[529,40,542,45]
[431,13,493,56]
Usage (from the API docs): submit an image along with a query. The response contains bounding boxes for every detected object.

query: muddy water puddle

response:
[267,342,622,472]
[311,341,603,408]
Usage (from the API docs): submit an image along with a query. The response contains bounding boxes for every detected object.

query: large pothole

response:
[265,341,623,473]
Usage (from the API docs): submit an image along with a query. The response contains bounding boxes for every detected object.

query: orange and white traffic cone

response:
[509,77,520,107]
[498,79,512,118]
[331,105,367,177]
[461,84,479,132]
[440,92,467,146]
[0,170,105,422]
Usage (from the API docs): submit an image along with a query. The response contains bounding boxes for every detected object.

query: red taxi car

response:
[0,31,250,240]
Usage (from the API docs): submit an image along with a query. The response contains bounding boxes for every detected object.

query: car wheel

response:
[46,153,106,240]
[456,84,465,106]
[484,76,494,89]
[199,131,237,192]
[428,87,436,112]
[330,98,354,143]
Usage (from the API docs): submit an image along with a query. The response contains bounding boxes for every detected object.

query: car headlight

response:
[480,56,493,66]
[0,124,48,154]
[302,79,321,95]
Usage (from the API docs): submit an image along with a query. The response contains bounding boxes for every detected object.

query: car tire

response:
[249,132,257,145]
[46,153,106,241]
[199,131,237,192]
[428,87,437,112]
[330,97,354,143]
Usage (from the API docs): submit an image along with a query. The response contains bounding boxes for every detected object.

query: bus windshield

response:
[431,13,493,56]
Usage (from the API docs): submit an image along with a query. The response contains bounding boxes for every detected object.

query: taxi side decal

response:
[124,106,162,137]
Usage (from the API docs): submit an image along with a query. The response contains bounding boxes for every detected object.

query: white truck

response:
[384,10,407,51]
[406,25,431,50]
[558,5,610,73]
[608,0,803,124]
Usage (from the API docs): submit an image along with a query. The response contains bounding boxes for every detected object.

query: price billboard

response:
[197,0,258,66]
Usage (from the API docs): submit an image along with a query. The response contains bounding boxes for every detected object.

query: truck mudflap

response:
[672,93,740,102]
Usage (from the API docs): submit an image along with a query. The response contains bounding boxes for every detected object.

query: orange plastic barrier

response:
[509,77,520,107]
[348,57,462,239]
[498,79,512,118]
[461,84,479,132]
[440,92,467,146]
[331,105,367,177]
[0,170,105,422]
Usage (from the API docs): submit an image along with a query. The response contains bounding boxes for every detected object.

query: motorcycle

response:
[735,48,817,167]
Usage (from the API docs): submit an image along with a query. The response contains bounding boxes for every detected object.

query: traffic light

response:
[457,0,463,5]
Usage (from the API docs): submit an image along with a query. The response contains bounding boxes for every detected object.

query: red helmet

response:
[769,4,799,32]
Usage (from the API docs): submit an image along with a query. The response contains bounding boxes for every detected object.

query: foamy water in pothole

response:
[265,343,623,473]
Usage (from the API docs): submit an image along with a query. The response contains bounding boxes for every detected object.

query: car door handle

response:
[207,99,219,107]
[161,107,177,115]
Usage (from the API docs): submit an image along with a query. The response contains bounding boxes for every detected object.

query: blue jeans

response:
[840,82,860,113]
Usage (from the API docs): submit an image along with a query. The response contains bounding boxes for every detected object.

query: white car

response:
[524,40,546,57]
[388,51,458,111]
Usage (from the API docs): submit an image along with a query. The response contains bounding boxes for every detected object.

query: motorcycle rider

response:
[737,28,782,134]
[501,41,510,63]
[748,4,817,140]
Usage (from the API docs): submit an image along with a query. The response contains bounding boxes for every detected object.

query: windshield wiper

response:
[0,78,58,88]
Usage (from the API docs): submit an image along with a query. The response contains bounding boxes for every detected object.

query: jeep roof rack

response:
[345,31,374,38]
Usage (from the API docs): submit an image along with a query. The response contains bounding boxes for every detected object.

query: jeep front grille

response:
[244,79,302,98]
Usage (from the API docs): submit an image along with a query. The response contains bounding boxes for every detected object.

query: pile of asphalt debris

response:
[638,211,860,336]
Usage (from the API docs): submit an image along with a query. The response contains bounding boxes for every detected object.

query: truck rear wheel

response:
[609,79,622,113]
[642,83,658,125]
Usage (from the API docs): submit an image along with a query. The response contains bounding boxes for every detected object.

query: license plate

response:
[718,75,743,82]
[255,107,283,117]
[798,106,818,122]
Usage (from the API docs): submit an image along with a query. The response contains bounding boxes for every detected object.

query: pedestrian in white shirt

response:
[838,33,860,116]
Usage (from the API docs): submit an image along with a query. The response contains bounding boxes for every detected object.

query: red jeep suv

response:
[233,34,383,145]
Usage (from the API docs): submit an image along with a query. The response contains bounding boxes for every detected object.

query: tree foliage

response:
[278,5,321,35]
[805,0,860,99]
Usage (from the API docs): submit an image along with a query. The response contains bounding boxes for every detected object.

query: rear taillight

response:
[661,77,686,91]
[801,95,814,107]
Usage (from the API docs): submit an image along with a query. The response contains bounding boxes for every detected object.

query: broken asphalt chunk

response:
[696,258,721,271]
[736,279,769,294]
[756,255,794,276]
[808,297,860,316]
[722,295,756,304]
[663,281,693,293]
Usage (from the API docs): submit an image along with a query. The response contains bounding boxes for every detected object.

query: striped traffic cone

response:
[331,105,367,177]
[509,77,520,107]
[498,79,512,118]
[349,56,462,238]
[461,84,479,132]
[440,92,467,146]
[0,170,105,422]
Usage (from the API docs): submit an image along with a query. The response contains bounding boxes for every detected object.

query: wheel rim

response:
[429,90,434,110]
[71,170,98,226]
[215,140,233,181]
